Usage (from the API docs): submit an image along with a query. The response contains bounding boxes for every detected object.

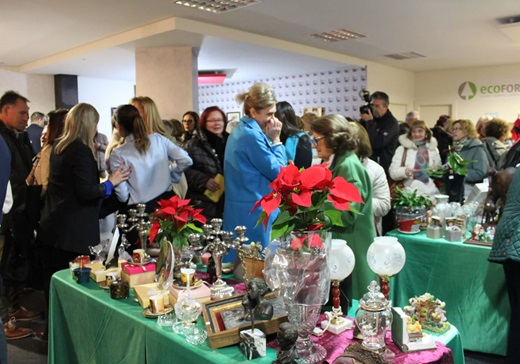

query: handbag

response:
[388,148,408,199]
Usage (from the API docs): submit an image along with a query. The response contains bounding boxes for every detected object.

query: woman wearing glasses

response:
[184,106,228,221]
[182,111,199,142]
[224,82,287,262]
[310,114,376,300]
[446,119,489,202]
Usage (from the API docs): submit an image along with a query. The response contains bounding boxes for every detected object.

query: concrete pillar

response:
[135,47,199,120]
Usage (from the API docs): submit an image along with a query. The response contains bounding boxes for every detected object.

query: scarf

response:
[452,137,468,152]
[413,140,429,183]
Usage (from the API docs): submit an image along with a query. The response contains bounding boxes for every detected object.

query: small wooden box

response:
[85,260,125,283]
[202,293,287,349]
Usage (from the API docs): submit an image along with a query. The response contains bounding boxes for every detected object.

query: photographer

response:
[360,91,399,175]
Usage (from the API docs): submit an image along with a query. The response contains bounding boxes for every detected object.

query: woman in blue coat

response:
[223,82,287,262]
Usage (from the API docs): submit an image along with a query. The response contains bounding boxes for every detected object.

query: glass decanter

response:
[354,281,393,355]
[173,268,206,344]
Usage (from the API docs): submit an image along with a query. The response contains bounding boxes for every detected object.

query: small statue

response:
[273,322,299,364]
[242,278,274,325]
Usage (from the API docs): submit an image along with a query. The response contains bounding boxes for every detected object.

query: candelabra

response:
[116,204,152,258]
[191,218,248,300]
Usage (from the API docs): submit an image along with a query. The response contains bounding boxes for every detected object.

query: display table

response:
[387,229,509,356]
[49,269,458,364]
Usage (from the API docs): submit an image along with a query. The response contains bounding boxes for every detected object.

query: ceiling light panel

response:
[173,0,261,14]
[310,28,366,42]
[384,52,425,60]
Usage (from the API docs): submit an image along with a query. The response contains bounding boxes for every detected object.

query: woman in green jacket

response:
[310,115,377,301]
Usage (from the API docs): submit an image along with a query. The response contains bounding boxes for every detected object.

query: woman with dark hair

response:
[389,120,442,198]
[275,101,312,168]
[108,104,192,213]
[432,114,453,164]
[28,109,67,197]
[310,114,376,300]
[182,111,199,142]
[184,106,228,220]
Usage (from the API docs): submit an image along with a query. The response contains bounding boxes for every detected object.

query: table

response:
[387,229,510,356]
[49,269,458,364]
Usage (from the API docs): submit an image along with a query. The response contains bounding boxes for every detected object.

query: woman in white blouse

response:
[108,104,192,212]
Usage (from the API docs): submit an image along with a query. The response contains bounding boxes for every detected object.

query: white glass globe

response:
[366,236,406,276]
[330,239,355,280]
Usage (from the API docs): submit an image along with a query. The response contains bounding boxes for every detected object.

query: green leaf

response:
[323,209,344,227]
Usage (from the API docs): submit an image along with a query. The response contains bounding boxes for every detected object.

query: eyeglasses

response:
[182,119,194,124]
[206,119,224,123]
[311,136,325,145]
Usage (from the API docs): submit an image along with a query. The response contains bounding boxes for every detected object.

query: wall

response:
[415,64,520,124]
[0,68,54,116]
[199,66,367,120]
[77,76,135,138]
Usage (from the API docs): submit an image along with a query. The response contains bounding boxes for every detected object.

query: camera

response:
[359,89,373,115]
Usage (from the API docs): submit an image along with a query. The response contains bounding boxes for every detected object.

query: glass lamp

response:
[321,239,355,334]
[366,236,406,300]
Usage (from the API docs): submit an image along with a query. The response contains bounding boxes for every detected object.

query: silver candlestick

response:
[116,203,152,255]
[193,218,248,300]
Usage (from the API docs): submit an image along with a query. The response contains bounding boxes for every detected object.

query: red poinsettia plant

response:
[252,163,364,247]
[149,196,206,250]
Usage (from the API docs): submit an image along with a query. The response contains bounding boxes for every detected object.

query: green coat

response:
[489,167,520,264]
[330,151,377,299]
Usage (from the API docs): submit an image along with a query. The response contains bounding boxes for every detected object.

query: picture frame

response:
[226,111,241,123]
[202,292,288,349]
[302,107,325,117]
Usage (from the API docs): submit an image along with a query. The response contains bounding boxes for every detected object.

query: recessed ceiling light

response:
[172,0,261,14]
[310,28,365,42]
[384,52,425,60]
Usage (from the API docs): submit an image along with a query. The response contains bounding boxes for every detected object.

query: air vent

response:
[172,0,261,13]
[384,52,425,60]
[310,28,366,42]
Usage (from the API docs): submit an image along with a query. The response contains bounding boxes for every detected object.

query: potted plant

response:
[392,187,432,233]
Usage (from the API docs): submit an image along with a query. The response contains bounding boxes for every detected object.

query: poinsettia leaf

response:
[323,209,344,227]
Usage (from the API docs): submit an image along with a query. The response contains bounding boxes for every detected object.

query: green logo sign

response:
[458,81,477,100]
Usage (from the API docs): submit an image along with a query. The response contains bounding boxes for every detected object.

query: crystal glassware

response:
[173,268,203,341]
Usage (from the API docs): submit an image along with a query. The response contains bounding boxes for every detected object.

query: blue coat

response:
[223,116,287,262]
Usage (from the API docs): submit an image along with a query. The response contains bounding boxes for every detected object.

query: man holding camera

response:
[360,91,399,175]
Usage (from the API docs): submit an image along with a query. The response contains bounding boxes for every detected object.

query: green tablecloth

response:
[387,229,509,356]
[49,268,463,363]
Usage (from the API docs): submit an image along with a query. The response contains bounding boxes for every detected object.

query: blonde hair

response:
[236,82,277,117]
[54,103,99,155]
[130,96,169,137]
[448,119,478,139]
[350,121,372,160]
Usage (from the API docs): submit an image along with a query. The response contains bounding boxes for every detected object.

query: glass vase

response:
[264,230,331,363]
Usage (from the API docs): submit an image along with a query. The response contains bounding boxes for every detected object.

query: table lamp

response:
[321,239,355,334]
[366,236,406,300]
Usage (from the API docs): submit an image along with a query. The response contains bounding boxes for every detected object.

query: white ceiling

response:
[3,0,520,82]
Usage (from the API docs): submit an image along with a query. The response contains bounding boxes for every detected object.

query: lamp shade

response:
[367,236,406,276]
[329,239,355,280]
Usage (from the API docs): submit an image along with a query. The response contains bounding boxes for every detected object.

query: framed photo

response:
[226,111,241,123]
[302,107,325,117]
[202,293,287,349]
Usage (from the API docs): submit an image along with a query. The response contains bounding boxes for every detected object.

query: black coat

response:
[184,131,226,220]
[25,123,43,155]
[39,140,106,255]
[366,110,399,174]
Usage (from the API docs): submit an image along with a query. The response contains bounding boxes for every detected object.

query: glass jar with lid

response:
[354,281,393,353]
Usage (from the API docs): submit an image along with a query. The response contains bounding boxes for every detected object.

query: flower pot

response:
[395,206,426,232]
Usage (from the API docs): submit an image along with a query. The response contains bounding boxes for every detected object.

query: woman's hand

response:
[206,177,221,192]
[108,162,131,187]
[264,116,283,143]
[405,167,414,177]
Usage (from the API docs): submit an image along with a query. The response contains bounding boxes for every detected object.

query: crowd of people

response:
[1,85,520,362]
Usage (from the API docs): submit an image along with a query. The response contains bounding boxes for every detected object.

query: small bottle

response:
[110,278,129,300]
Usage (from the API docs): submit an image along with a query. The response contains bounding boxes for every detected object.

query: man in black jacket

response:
[25,111,44,155]
[0,91,40,334]
[361,91,399,175]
